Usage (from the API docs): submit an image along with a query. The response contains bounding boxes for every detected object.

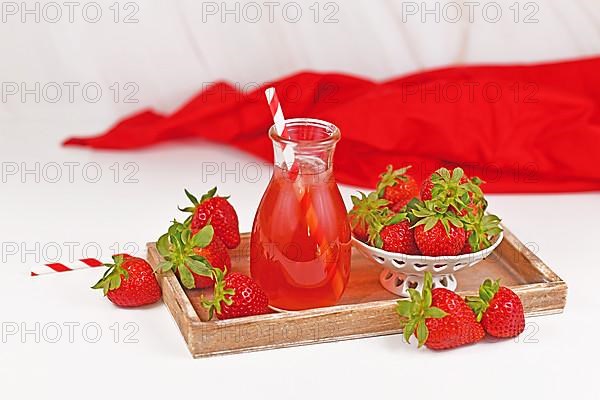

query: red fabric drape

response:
[64,57,600,193]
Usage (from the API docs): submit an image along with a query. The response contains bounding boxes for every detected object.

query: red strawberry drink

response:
[251,119,351,310]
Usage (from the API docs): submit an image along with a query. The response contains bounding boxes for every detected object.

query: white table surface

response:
[2,120,599,399]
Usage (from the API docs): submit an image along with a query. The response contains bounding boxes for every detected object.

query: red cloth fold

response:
[64,57,600,193]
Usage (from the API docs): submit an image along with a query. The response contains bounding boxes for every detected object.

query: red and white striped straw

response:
[30,258,104,276]
[265,87,328,248]
[265,87,297,173]
[265,87,288,137]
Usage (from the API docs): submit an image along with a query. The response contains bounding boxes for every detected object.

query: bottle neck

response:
[270,118,340,176]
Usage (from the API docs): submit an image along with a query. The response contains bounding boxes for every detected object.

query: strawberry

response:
[369,212,419,254]
[396,272,485,350]
[420,178,435,201]
[412,200,466,256]
[202,269,270,320]
[419,167,498,254]
[181,188,240,249]
[420,168,482,215]
[156,221,223,289]
[461,241,474,254]
[457,197,486,218]
[414,222,466,256]
[348,192,389,242]
[467,279,525,338]
[461,213,503,253]
[191,235,231,288]
[380,220,419,254]
[376,165,419,211]
[456,176,486,218]
[419,169,470,201]
[92,254,161,307]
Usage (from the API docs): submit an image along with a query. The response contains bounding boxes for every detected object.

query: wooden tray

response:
[147,228,567,358]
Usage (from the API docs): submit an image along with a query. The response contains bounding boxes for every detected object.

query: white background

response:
[2,0,600,399]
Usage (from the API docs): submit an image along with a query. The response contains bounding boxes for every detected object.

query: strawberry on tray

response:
[180,188,241,249]
[152,188,270,321]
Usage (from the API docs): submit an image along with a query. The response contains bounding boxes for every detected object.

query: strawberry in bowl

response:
[348,165,504,297]
[376,165,419,212]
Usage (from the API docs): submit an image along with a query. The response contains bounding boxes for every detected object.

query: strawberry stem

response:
[155,220,215,289]
[376,165,412,197]
[91,254,129,296]
[395,272,447,347]
[466,279,501,322]
[201,268,235,319]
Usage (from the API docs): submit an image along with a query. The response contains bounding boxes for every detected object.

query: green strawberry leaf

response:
[452,167,464,181]
[423,287,432,307]
[156,233,170,256]
[424,216,438,232]
[439,218,450,234]
[396,301,413,318]
[177,264,195,289]
[185,258,212,277]
[465,296,486,322]
[184,189,199,205]
[423,271,433,287]
[91,278,106,291]
[408,288,422,304]
[374,235,384,249]
[447,214,463,228]
[109,274,121,291]
[415,321,429,348]
[385,213,408,226]
[168,220,183,236]
[181,228,191,245]
[156,261,174,273]
[403,319,416,344]
[424,307,447,318]
[434,168,446,181]
[200,187,218,202]
[192,225,214,248]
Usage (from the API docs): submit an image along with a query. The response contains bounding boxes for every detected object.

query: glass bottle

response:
[250,118,351,310]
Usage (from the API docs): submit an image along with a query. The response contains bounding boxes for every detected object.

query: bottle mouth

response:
[269,118,340,148]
